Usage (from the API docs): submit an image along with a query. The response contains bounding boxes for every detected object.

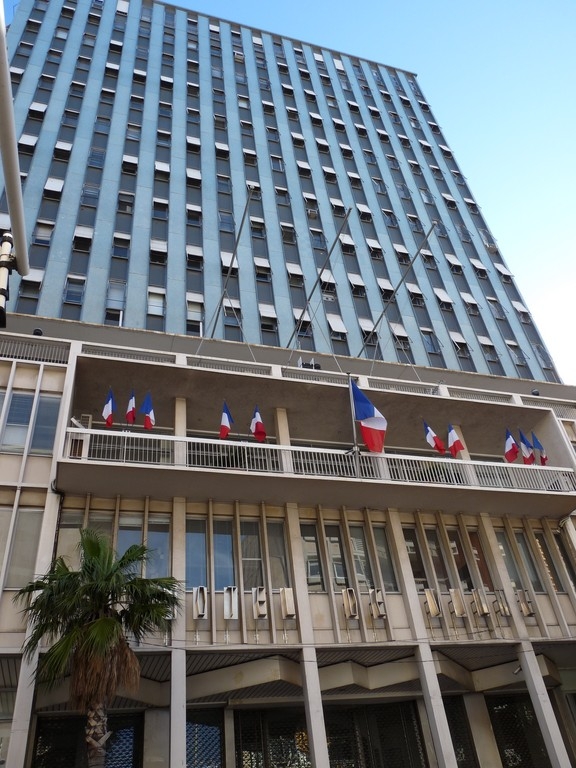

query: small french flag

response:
[423,420,445,454]
[140,393,155,430]
[350,379,387,453]
[519,430,535,465]
[220,402,234,439]
[447,424,465,458]
[531,432,548,466]
[126,390,136,425]
[504,429,519,463]
[102,388,116,428]
[250,406,267,443]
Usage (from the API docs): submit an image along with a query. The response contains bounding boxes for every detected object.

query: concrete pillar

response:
[301,646,330,768]
[174,397,187,466]
[463,693,503,767]
[144,709,170,767]
[518,641,572,768]
[416,643,459,768]
[224,708,235,768]
[170,498,187,768]
[274,407,294,473]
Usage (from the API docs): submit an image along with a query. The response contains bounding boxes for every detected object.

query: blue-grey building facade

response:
[2,0,559,380]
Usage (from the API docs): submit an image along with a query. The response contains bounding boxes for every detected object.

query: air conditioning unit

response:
[369,588,386,619]
[223,585,238,620]
[192,586,207,619]
[306,208,318,218]
[252,587,268,619]
[280,587,296,619]
[342,587,358,619]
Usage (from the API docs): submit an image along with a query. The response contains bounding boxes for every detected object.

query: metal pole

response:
[356,221,437,358]
[0,3,29,275]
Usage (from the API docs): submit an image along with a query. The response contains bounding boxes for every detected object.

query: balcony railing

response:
[63,429,576,495]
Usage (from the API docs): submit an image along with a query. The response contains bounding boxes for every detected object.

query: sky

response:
[4,0,575,384]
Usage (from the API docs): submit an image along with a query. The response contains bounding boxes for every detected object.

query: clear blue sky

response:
[5,0,576,384]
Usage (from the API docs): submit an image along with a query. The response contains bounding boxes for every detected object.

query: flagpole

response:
[347,373,360,478]
[356,221,437,360]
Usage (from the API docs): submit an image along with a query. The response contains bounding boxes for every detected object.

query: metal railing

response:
[63,429,576,494]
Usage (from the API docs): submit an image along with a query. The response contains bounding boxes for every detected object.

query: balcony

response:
[56,429,576,517]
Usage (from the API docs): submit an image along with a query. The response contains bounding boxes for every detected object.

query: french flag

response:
[350,379,387,453]
[250,406,266,442]
[504,429,519,463]
[423,421,445,454]
[531,432,548,466]
[519,430,535,465]
[220,402,234,439]
[447,424,465,458]
[140,393,155,430]
[102,388,116,427]
[126,390,136,425]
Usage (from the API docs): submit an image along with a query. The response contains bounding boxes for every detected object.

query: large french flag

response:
[423,421,445,454]
[531,432,548,466]
[519,430,535,465]
[220,402,234,439]
[350,379,387,453]
[102,388,116,427]
[504,429,519,463]
[126,390,136,425]
[447,424,465,458]
[250,406,266,442]
[140,393,155,430]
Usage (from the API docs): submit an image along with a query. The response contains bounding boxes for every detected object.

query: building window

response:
[214,519,235,589]
[301,523,324,592]
[63,276,85,304]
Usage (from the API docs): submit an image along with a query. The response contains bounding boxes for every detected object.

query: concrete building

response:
[0,1,575,767]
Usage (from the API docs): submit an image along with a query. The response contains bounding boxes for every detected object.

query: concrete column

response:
[224,708,235,768]
[285,503,312,644]
[274,407,294,473]
[463,693,503,768]
[170,498,187,768]
[416,643,459,768]
[301,646,330,768]
[144,709,170,768]
[518,641,572,768]
[174,397,187,466]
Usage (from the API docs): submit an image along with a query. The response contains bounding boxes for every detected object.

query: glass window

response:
[0,506,12,580]
[5,508,43,588]
[240,520,262,589]
[214,519,234,589]
[55,509,83,566]
[1,393,33,452]
[267,521,289,588]
[116,513,143,559]
[495,530,522,590]
[373,527,398,592]
[349,526,374,589]
[425,529,450,593]
[468,530,494,591]
[447,530,473,591]
[301,523,324,592]
[534,532,564,592]
[515,531,543,592]
[554,533,576,591]
[186,519,206,589]
[325,524,348,589]
[403,527,429,591]
[146,514,170,578]
[30,395,60,453]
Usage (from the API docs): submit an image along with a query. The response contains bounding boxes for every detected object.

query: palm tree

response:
[15,527,181,767]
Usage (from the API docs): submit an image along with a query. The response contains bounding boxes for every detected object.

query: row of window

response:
[54,510,576,605]
[0,391,60,454]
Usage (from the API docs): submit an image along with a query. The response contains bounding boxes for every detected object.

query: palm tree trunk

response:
[85,704,111,768]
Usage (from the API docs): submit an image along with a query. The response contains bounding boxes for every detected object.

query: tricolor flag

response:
[447,424,465,458]
[504,429,519,463]
[140,393,155,430]
[102,388,116,427]
[531,432,548,466]
[126,390,136,425]
[519,430,535,465]
[220,402,234,439]
[250,406,266,443]
[423,421,445,454]
[350,379,387,453]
